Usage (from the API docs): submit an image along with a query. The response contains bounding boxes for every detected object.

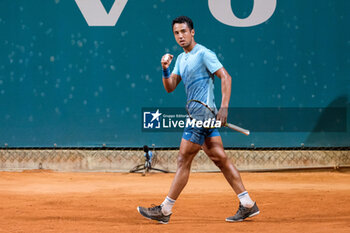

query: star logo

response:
[150,109,162,122]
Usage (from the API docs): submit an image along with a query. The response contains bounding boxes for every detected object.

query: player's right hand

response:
[161,53,173,69]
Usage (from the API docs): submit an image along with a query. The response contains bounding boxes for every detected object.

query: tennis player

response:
[137,16,259,224]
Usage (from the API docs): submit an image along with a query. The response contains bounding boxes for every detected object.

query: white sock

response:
[161,196,175,216]
[238,191,254,208]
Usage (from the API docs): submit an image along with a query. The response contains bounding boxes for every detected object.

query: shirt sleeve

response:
[172,54,181,76]
[203,49,223,74]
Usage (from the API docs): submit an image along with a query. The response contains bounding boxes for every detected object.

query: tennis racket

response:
[185,99,250,136]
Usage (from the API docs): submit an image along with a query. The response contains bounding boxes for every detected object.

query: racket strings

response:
[185,100,250,135]
[186,101,216,127]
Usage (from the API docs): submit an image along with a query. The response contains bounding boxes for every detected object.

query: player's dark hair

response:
[172,16,194,30]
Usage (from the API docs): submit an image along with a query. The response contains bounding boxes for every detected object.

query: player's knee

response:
[212,154,228,169]
[177,153,193,169]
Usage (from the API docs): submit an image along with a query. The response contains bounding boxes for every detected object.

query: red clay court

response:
[0,171,349,233]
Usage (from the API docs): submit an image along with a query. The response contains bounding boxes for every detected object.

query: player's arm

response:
[161,54,181,93]
[214,67,232,125]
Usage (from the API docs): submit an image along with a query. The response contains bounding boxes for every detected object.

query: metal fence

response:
[1,148,349,172]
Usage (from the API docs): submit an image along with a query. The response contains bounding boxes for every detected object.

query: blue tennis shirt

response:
[172,44,223,109]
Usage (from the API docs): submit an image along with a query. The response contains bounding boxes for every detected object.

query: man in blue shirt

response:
[138,16,259,224]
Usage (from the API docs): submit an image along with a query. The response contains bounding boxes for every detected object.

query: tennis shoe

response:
[137,204,171,224]
[226,202,260,222]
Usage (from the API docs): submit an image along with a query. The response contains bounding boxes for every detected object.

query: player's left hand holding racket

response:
[217,107,228,126]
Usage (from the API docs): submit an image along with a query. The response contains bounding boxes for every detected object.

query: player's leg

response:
[167,138,201,199]
[202,135,260,222]
[137,138,201,224]
[202,136,245,194]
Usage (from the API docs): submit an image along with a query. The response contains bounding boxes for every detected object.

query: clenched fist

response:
[161,53,174,69]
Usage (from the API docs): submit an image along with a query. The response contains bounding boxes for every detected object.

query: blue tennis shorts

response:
[182,126,220,145]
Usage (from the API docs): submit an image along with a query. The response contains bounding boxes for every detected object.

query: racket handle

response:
[225,123,250,136]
